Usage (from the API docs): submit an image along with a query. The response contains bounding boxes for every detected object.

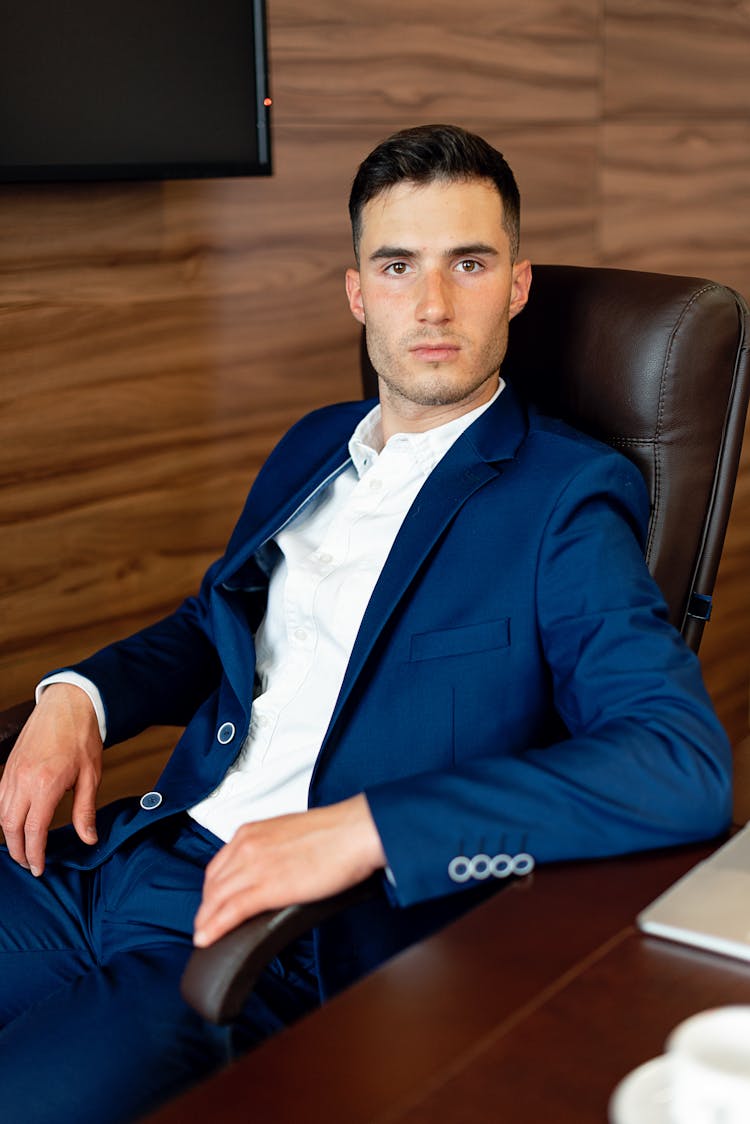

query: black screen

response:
[0,0,271,182]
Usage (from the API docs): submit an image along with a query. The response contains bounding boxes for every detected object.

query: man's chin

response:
[380,372,493,410]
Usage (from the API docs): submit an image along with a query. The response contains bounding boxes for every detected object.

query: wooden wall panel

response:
[271,0,599,126]
[503,126,598,264]
[1,0,748,816]
[600,122,750,292]
[604,0,750,118]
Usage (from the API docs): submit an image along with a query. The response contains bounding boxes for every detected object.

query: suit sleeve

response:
[364,454,733,908]
[62,557,225,747]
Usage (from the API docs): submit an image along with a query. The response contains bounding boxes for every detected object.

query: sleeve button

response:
[139,791,163,810]
[469,854,492,880]
[489,853,514,878]
[217,722,236,744]
[448,856,472,883]
[512,853,535,876]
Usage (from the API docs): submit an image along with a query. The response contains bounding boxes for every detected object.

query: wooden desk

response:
[147,841,750,1123]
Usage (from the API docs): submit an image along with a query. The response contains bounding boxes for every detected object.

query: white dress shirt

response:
[40,382,503,843]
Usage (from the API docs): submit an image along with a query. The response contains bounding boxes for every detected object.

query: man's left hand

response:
[192,794,386,947]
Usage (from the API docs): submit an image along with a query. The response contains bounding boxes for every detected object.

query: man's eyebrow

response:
[368,242,500,263]
[450,243,499,257]
[369,246,414,262]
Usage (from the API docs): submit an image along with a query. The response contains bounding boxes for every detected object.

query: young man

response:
[0,125,731,1122]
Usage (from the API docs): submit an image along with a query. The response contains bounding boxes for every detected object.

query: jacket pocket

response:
[409,618,510,662]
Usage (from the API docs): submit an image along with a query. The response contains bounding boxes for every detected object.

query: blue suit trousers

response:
[0,814,320,1124]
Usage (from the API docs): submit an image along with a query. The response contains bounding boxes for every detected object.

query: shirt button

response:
[140,791,163,810]
[217,721,236,744]
[294,627,309,642]
[369,478,383,492]
[255,713,270,729]
[316,552,333,565]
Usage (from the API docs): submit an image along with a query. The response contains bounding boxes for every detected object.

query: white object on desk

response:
[668,1006,750,1123]
[610,1007,750,1124]
[609,1055,674,1123]
[637,821,750,961]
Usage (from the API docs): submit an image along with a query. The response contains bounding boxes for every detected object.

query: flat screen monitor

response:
[0,0,272,183]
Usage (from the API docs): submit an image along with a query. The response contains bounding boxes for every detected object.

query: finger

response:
[0,796,33,870]
[194,887,264,948]
[202,829,257,883]
[194,843,292,939]
[195,847,315,947]
[202,845,294,925]
[71,769,99,846]
[200,847,263,912]
[24,802,54,877]
[201,842,235,884]
[194,861,258,931]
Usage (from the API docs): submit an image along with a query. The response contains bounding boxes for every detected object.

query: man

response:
[0,124,731,1122]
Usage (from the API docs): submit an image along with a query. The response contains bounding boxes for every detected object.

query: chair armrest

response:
[0,699,34,764]
[180,874,380,1024]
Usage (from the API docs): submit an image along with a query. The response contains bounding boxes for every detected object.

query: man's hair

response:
[348,123,521,263]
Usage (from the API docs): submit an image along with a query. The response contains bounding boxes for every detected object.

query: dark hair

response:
[349,123,520,263]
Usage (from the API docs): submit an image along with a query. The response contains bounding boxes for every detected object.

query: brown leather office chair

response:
[1,265,749,1024]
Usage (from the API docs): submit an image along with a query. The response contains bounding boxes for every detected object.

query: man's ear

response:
[345,268,366,326]
[509,260,532,321]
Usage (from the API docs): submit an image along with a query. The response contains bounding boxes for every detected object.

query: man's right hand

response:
[0,683,103,876]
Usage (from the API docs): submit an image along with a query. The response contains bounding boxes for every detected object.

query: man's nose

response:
[416,271,453,324]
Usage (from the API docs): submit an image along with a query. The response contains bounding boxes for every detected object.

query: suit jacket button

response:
[490,853,513,878]
[512,853,535,875]
[140,791,163,810]
[448,856,472,883]
[470,854,492,879]
[217,722,236,744]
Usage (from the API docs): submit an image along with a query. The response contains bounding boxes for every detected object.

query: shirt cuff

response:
[36,672,107,743]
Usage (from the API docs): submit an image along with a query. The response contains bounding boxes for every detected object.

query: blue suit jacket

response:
[52,384,731,997]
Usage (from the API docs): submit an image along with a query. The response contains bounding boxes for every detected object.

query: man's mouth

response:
[409,343,461,362]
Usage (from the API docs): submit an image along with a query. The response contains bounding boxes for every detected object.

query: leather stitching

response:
[645,283,718,566]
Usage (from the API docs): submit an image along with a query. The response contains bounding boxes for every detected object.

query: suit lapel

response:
[314,383,530,776]
[213,402,373,705]
[218,401,375,587]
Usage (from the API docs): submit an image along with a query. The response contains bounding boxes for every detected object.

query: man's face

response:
[345,178,532,432]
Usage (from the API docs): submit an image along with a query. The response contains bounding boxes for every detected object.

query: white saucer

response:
[609,1055,674,1124]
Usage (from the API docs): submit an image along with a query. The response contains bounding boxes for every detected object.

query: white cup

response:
[667,1006,750,1123]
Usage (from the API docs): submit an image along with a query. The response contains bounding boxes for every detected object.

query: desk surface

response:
[147,840,750,1123]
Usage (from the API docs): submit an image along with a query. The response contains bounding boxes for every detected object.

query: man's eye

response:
[385,261,409,275]
[457,259,480,273]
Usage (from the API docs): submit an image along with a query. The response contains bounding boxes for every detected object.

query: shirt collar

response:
[349,378,505,480]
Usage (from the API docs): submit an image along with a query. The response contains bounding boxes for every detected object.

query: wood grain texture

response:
[392,936,750,1123]
[600,121,750,293]
[271,0,599,126]
[0,132,365,709]
[734,735,750,823]
[502,126,598,263]
[605,0,750,118]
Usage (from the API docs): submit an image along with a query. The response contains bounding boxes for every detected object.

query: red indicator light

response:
[263,97,273,107]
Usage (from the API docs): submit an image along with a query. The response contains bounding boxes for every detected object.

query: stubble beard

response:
[367,326,509,410]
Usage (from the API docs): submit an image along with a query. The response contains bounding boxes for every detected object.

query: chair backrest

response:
[360,265,750,652]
